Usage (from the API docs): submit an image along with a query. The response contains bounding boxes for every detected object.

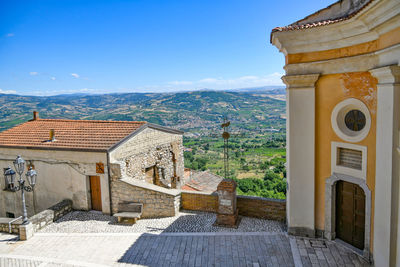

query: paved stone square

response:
[0,211,372,266]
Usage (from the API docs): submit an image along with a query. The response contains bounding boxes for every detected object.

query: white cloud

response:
[29,72,38,76]
[71,73,80,78]
[79,88,95,92]
[0,88,17,94]
[51,77,56,80]
[30,88,99,96]
[166,73,284,91]
[198,78,219,83]
[168,81,193,85]
[6,33,14,37]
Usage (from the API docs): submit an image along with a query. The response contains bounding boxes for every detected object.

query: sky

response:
[0,0,334,96]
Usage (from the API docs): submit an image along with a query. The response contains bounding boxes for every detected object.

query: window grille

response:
[337,147,362,170]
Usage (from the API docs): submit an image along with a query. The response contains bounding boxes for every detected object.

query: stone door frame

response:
[324,173,371,260]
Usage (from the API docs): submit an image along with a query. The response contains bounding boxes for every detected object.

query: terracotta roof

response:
[181,184,201,191]
[0,118,147,151]
[271,0,374,33]
[183,170,223,192]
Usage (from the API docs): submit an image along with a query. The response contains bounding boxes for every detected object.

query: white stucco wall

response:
[282,74,319,236]
[371,66,400,267]
[0,148,110,217]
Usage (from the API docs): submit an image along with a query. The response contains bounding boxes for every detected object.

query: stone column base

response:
[214,209,240,228]
[288,226,315,238]
[19,222,34,241]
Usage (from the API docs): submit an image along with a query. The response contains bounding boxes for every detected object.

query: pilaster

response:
[282,73,320,237]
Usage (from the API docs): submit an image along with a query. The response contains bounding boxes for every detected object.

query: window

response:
[3,168,14,191]
[337,147,362,170]
[6,212,15,218]
[331,142,367,179]
[331,98,371,143]
[345,110,366,131]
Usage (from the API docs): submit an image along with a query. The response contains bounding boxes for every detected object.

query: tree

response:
[264,170,281,182]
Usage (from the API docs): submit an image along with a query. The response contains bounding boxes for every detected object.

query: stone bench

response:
[113,202,143,224]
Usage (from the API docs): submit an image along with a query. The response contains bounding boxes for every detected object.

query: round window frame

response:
[331,98,371,143]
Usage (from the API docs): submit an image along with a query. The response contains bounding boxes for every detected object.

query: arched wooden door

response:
[336,180,365,250]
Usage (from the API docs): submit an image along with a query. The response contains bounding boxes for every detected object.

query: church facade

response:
[271,0,399,265]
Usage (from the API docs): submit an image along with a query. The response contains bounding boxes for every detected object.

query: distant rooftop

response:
[0,112,182,152]
[182,169,223,192]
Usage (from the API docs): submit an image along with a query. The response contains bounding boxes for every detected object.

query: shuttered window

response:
[337,147,362,170]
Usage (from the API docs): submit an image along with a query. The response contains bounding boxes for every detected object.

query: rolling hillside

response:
[0,90,286,136]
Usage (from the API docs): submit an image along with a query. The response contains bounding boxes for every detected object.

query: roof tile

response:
[0,118,147,151]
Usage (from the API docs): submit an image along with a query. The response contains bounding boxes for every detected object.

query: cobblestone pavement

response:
[0,231,372,267]
[293,237,371,267]
[40,210,285,233]
[0,232,293,267]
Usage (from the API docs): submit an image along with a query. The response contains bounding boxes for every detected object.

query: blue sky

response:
[0,0,334,96]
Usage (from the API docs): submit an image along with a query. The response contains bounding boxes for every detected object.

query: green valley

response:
[0,88,287,198]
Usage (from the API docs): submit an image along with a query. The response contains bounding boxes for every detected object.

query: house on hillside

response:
[271,0,399,265]
[0,112,184,218]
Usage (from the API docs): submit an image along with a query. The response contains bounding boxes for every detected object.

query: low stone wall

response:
[0,218,22,234]
[237,195,286,221]
[30,199,73,232]
[181,191,218,212]
[110,163,180,218]
[0,199,72,234]
[181,191,286,221]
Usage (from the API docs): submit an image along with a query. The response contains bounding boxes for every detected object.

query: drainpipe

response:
[106,152,113,215]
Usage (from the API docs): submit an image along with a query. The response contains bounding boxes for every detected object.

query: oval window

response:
[331,98,371,143]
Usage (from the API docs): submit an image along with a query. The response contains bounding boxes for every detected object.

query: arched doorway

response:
[336,180,365,250]
[324,173,371,260]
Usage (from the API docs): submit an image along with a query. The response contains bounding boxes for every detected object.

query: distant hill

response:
[226,86,285,94]
[0,90,286,135]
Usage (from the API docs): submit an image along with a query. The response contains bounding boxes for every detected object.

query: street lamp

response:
[4,155,37,225]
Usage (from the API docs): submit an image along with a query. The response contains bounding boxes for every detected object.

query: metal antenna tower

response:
[221,117,231,179]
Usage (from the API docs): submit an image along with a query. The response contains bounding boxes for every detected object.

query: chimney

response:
[33,111,39,120]
[49,129,56,141]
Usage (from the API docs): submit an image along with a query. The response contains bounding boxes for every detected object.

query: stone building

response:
[271,0,399,265]
[271,0,400,266]
[0,112,184,218]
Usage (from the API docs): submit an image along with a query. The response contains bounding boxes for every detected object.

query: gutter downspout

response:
[9,216,22,233]
[106,152,113,215]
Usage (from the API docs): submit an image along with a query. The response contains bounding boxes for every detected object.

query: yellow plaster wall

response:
[287,27,400,64]
[315,72,377,249]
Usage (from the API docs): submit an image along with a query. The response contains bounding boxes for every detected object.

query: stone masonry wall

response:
[110,163,180,218]
[181,191,218,212]
[30,199,73,232]
[110,127,184,189]
[237,195,286,221]
[182,191,286,221]
[0,218,21,234]
[0,199,72,234]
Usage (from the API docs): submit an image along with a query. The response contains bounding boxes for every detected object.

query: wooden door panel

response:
[90,176,102,211]
[336,181,365,250]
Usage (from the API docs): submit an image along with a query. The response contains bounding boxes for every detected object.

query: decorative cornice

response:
[370,65,400,84]
[271,0,398,54]
[282,74,320,89]
[284,43,399,76]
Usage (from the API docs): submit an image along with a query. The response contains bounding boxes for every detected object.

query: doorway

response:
[336,180,365,250]
[89,176,102,211]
